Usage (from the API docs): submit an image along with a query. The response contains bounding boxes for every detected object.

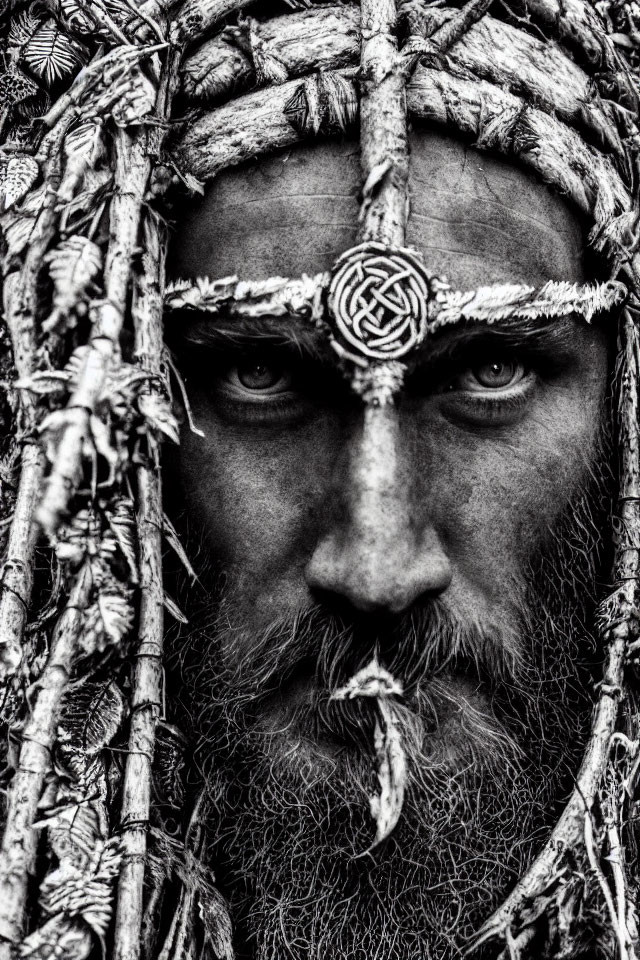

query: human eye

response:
[452,358,529,393]
[221,356,295,401]
[207,347,316,424]
[438,353,536,426]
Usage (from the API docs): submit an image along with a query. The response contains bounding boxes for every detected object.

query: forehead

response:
[169,129,586,288]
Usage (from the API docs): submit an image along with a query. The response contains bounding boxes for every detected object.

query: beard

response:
[164,447,612,960]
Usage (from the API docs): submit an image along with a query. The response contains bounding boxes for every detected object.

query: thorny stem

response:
[0,567,92,956]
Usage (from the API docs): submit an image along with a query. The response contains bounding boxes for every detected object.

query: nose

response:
[305,404,452,613]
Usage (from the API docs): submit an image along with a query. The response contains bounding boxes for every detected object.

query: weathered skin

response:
[169,130,608,752]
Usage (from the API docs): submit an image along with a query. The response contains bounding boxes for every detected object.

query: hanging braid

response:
[1,1,640,959]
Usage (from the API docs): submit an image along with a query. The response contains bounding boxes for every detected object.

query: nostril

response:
[305,536,453,616]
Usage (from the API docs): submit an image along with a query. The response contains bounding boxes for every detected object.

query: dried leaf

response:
[23,21,84,86]
[112,68,156,126]
[59,679,127,753]
[19,915,92,960]
[1,155,39,210]
[81,593,133,656]
[369,699,407,847]
[38,802,105,870]
[58,122,105,203]
[1,211,38,260]
[8,6,44,48]
[59,750,108,805]
[153,722,187,808]
[106,499,138,582]
[56,0,94,31]
[163,512,197,581]
[138,391,180,443]
[44,236,102,333]
[37,839,121,935]
[198,883,234,960]
[0,66,40,106]
[164,593,188,624]
[332,659,403,700]
[332,659,406,848]
[284,72,357,136]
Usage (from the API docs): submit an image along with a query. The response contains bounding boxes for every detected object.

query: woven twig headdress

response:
[1,1,640,959]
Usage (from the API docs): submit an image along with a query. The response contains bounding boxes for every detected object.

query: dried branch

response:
[521,0,637,110]
[36,128,151,538]
[0,442,44,681]
[178,1,626,165]
[427,0,494,55]
[181,5,359,103]
[174,68,355,176]
[410,4,628,159]
[358,0,408,246]
[112,218,166,960]
[113,40,180,956]
[0,566,92,956]
[0,119,73,682]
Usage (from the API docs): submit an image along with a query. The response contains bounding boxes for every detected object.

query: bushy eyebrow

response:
[167,308,595,369]
[166,312,327,359]
[421,313,592,366]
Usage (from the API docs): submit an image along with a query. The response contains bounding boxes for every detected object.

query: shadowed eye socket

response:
[437,352,536,427]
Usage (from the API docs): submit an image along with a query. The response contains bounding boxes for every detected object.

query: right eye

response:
[451,358,527,393]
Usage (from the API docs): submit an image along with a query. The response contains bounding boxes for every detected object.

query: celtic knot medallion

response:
[327,242,432,362]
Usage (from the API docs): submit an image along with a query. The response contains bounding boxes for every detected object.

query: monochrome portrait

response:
[0,2,639,959]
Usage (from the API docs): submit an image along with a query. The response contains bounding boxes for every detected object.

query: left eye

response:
[456,359,526,391]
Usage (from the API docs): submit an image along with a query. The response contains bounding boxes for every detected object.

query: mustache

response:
[182,590,530,713]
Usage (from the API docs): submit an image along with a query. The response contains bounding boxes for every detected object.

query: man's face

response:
[167,131,611,958]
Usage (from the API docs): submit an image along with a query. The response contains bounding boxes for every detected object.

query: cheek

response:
[426,380,606,600]
[178,409,338,609]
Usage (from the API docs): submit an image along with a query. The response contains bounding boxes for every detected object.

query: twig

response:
[181,5,359,103]
[0,116,72,681]
[0,443,44,681]
[584,813,627,960]
[0,566,92,955]
[427,0,494,54]
[358,0,408,246]
[36,128,151,538]
[174,0,257,43]
[113,48,179,960]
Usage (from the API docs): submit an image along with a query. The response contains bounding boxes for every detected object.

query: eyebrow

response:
[168,306,592,368]
[166,312,327,358]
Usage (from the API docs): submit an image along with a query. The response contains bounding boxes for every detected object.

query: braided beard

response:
[166,448,611,960]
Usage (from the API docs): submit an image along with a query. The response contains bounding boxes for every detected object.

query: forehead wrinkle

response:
[411,207,578,244]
